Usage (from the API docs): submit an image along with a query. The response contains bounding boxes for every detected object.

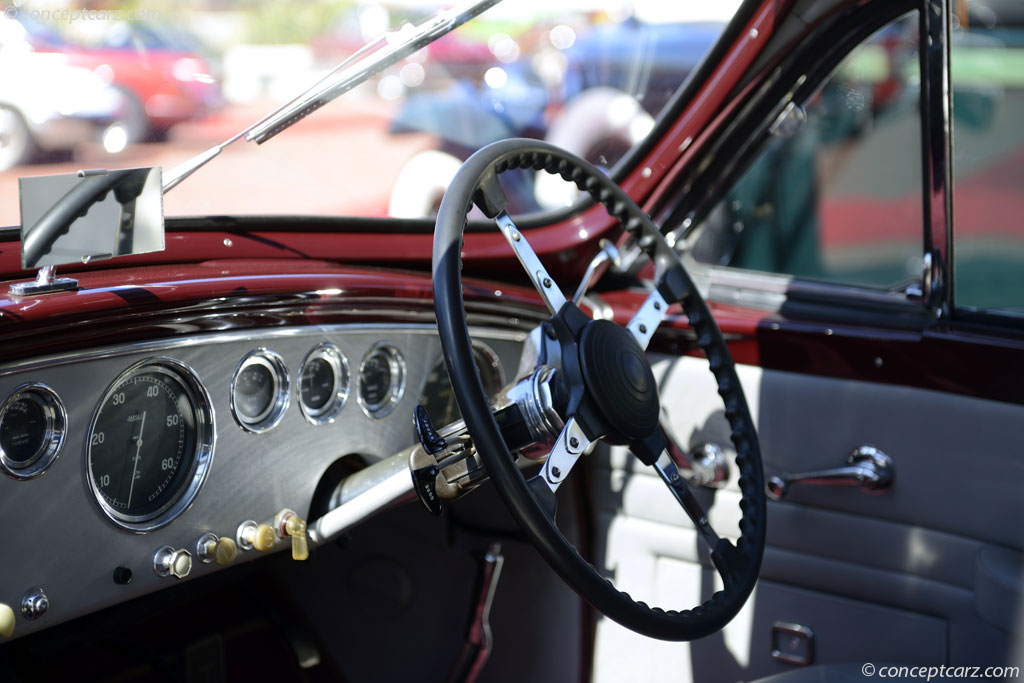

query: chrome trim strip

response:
[920,0,953,314]
[0,323,528,378]
[706,266,923,311]
[85,357,216,532]
[0,383,67,480]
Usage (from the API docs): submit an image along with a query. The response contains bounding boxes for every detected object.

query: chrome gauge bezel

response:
[357,342,407,419]
[86,357,215,532]
[471,340,506,393]
[0,383,67,480]
[297,343,349,425]
[417,340,506,421]
[230,348,290,433]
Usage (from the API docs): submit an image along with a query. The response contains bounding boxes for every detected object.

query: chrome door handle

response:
[660,409,729,489]
[767,446,893,500]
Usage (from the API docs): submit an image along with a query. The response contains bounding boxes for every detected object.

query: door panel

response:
[590,355,1021,681]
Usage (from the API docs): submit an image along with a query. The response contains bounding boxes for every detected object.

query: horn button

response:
[578,319,660,442]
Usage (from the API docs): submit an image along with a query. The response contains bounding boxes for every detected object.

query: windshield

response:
[0,1,738,227]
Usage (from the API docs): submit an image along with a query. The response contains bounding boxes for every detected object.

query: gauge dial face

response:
[1,394,48,466]
[298,344,348,423]
[419,345,504,427]
[231,350,289,432]
[358,344,405,418]
[0,384,65,478]
[88,360,213,530]
[301,359,334,411]
[360,352,391,408]
[234,362,275,422]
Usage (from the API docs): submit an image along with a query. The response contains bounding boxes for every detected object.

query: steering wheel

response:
[432,139,766,641]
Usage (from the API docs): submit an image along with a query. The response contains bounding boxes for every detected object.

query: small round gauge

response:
[87,358,214,531]
[357,343,406,419]
[419,343,505,427]
[0,383,66,479]
[298,344,349,424]
[231,349,289,433]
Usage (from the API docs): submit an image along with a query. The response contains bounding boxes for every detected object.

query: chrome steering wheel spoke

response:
[626,288,669,350]
[653,451,721,551]
[652,450,746,588]
[495,210,567,315]
[537,417,594,493]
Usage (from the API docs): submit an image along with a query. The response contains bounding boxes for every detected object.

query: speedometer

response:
[87,358,215,531]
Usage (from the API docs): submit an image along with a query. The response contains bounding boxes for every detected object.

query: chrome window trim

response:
[920,0,954,315]
[0,383,67,480]
[692,1,952,323]
[85,357,216,533]
[688,260,932,320]
[297,343,350,425]
[655,4,940,325]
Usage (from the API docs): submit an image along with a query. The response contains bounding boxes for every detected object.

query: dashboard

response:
[0,323,525,641]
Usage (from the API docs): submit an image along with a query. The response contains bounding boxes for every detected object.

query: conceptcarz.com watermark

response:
[3,6,161,23]
[861,663,1021,680]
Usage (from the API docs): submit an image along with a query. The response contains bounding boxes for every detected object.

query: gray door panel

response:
[590,355,1021,681]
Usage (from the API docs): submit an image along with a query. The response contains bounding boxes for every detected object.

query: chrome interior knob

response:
[153,546,193,579]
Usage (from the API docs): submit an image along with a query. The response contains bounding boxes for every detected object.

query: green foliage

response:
[244,0,353,45]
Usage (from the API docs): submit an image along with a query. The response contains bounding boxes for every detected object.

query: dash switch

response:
[0,603,14,638]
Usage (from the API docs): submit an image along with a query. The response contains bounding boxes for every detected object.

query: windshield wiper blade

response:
[161,0,502,194]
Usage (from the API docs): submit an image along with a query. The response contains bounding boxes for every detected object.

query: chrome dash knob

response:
[20,588,48,620]
[153,546,192,579]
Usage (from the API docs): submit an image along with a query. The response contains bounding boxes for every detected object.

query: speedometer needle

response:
[127,410,146,509]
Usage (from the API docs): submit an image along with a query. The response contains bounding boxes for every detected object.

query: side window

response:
[951,2,1024,317]
[692,14,924,290]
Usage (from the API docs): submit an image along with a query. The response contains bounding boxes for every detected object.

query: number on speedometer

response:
[87,358,214,531]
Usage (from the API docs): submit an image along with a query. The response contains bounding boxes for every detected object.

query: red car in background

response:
[23,18,221,142]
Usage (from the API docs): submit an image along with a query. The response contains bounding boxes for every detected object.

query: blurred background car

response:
[0,15,128,172]
[17,15,221,142]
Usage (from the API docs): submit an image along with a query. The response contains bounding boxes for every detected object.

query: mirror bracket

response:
[9,265,78,298]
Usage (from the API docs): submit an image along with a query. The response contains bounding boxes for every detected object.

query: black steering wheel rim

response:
[433,138,766,641]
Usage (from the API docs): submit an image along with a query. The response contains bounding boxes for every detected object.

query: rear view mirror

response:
[19,167,164,269]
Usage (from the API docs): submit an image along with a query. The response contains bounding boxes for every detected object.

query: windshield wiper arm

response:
[249,0,502,144]
[162,0,502,194]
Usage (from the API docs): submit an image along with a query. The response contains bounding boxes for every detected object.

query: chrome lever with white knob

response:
[767,446,893,500]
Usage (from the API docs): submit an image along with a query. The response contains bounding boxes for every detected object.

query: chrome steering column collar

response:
[499,365,565,456]
[408,365,568,514]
